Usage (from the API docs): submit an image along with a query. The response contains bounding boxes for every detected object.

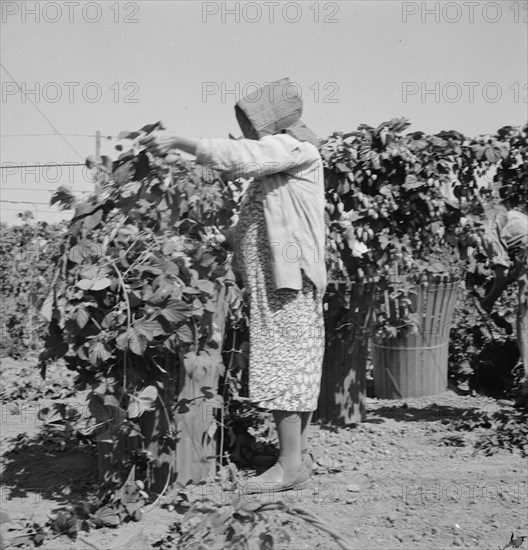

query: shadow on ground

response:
[1,430,98,502]
[366,402,484,424]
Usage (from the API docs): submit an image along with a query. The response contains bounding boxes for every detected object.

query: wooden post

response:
[174,284,230,485]
[95,130,101,158]
[316,281,375,425]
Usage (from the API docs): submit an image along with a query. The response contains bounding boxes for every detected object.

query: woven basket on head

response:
[235,77,320,147]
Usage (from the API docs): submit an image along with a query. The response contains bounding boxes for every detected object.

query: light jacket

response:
[195,134,327,295]
[484,209,528,268]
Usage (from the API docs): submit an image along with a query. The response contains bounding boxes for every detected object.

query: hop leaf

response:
[88,341,112,367]
[128,386,158,418]
[50,185,77,210]
[87,393,126,440]
[117,130,142,140]
[51,511,79,540]
[85,155,98,169]
[93,505,121,527]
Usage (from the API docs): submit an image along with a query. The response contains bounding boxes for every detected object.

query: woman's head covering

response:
[235,77,320,147]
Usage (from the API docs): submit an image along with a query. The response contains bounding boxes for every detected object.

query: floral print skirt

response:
[234,185,325,411]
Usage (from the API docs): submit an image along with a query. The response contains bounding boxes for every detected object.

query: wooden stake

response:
[95,130,101,158]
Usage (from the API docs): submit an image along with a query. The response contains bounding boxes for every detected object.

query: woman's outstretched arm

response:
[139,131,199,156]
[139,130,319,180]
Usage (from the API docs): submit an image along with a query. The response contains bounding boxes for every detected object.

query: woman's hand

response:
[139,130,199,157]
[139,130,178,157]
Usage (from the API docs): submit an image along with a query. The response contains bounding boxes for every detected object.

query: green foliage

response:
[492,126,528,207]
[3,119,526,549]
[0,219,66,358]
[321,119,467,337]
[322,119,463,282]
[2,468,151,546]
[76,466,151,528]
[40,128,244,400]
[443,407,528,458]
[321,120,527,338]
[448,254,521,397]
[155,486,291,550]
[6,401,93,455]
[0,359,76,402]
[34,125,247,497]
[3,517,48,548]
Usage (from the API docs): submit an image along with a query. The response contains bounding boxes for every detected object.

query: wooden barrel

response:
[316,281,375,425]
[372,280,460,399]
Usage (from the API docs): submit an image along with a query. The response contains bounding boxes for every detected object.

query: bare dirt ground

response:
[1,385,527,549]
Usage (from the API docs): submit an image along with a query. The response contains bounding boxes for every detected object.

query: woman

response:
[140,78,327,492]
[481,195,528,408]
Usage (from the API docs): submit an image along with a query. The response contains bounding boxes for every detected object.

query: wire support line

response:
[1,133,117,139]
[0,63,85,160]
[1,187,92,192]
[0,163,85,169]
[1,207,72,213]
[0,200,58,206]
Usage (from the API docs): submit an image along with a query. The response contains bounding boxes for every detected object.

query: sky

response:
[1,0,527,225]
